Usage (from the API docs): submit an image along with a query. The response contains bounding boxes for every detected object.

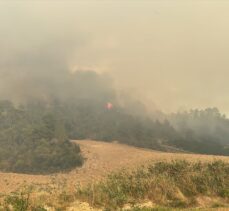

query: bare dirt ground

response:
[0,140,228,194]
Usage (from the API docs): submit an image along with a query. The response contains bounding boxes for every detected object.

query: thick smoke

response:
[0,22,116,105]
[0,29,147,114]
[2,1,229,115]
[0,65,115,106]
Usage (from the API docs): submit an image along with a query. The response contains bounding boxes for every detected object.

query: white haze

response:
[1,1,229,114]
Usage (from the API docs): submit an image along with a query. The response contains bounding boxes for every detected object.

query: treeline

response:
[0,99,228,174]
[169,108,229,155]
[0,99,229,174]
[50,101,228,156]
[0,70,229,174]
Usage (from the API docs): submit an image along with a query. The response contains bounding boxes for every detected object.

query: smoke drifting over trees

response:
[0,1,229,174]
[2,1,229,113]
[0,68,115,105]
[0,55,229,175]
[0,42,115,104]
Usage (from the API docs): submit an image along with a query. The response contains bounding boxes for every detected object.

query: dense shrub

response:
[0,100,83,174]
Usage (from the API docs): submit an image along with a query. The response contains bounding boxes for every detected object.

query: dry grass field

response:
[0,140,228,194]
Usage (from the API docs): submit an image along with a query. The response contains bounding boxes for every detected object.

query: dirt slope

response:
[0,140,228,194]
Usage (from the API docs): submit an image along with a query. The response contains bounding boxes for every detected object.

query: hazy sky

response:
[1,1,229,114]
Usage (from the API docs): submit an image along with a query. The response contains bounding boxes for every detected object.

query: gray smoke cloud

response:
[1,1,229,114]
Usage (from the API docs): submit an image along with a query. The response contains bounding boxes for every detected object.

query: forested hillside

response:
[0,98,228,174]
[0,71,228,174]
[62,104,229,156]
[0,101,83,174]
[169,108,229,155]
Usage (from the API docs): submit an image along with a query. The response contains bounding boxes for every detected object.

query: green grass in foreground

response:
[0,160,228,210]
[77,160,229,210]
